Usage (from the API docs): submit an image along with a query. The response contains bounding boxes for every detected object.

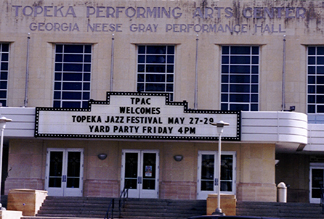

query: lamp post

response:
[211,120,229,216]
[0,116,11,210]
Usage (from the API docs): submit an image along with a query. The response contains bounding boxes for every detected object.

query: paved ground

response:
[22,217,104,219]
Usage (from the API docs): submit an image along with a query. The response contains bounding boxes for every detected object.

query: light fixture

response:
[0,116,11,210]
[97,153,107,160]
[212,120,230,136]
[211,120,229,216]
[173,155,183,162]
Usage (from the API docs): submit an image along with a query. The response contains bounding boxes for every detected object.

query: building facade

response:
[0,0,323,204]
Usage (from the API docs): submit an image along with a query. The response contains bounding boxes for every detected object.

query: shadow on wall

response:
[275,153,309,203]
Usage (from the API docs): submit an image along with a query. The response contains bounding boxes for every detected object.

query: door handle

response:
[214,178,218,186]
[62,175,67,182]
[138,176,142,184]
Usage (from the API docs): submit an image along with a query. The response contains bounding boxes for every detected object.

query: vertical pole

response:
[0,125,5,209]
[282,35,286,111]
[24,33,30,107]
[110,34,115,92]
[216,132,222,213]
[0,117,10,210]
[211,121,227,216]
[194,34,199,109]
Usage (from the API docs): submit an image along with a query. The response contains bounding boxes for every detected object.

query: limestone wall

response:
[6,138,277,201]
[0,0,322,112]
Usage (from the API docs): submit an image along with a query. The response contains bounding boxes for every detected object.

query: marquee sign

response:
[35,92,241,141]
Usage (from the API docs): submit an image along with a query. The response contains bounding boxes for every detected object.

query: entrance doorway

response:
[45,148,84,196]
[310,164,324,203]
[197,151,236,200]
[121,150,159,198]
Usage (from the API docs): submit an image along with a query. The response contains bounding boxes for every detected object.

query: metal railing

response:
[104,198,114,219]
[104,186,128,219]
[321,185,324,214]
[119,187,129,217]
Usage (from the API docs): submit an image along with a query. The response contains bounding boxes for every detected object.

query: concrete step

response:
[36,197,206,219]
[236,201,324,219]
[8,195,324,219]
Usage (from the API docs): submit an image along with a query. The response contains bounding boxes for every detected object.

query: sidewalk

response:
[22,217,105,219]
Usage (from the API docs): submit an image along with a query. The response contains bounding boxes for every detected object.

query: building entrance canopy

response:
[0,102,309,152]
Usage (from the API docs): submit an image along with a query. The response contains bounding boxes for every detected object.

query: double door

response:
[45,148,84,196]
[121,150,159,198]
[197,151,236,200]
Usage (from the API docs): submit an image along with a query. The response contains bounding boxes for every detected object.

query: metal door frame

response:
[121,149,159,198]
[197,151,236,200]
[310,163,324,203]
[45,148,84,196]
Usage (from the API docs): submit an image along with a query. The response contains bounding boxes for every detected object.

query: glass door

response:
[121,150,159,198]
[45,148,84,196]
[197,151,236,200]
[197,151,217,200]
[310,165,324,203]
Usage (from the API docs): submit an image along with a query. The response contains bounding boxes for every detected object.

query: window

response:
[221,46,259,111]
[307,46,324,113]
[53,45,92,108]
[0,44,9,106]
[137,45,175,100]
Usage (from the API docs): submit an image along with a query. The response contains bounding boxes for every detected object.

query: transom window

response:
[53,45,92,108]
[221,46,259,111]
[137,45,175,100]
[307,46,324,113]
[0,44,9,106]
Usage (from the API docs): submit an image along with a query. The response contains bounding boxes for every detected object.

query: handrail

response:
[321,185,324,214]
[104,198,114,219]
[119,187,129,217]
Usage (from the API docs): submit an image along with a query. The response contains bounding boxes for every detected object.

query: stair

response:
[19,197,324,219]
[26,196,206,219]
[35,196,120,218]
[121,198,206,219]
[236,201,324,219]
